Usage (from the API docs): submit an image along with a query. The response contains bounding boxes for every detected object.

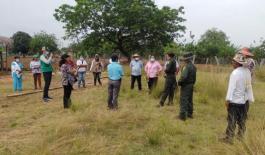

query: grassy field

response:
[0,65,265,155]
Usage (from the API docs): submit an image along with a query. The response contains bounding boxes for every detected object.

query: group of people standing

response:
[11,47,104,105]
[10,46,256,144]
[106,48,256,144]
[106,52,197,122]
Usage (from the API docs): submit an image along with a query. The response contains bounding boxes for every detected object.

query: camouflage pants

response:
[160,77,176,106]
[179,84,194,119]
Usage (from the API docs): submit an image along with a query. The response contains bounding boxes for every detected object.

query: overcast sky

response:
[0,0,264,48]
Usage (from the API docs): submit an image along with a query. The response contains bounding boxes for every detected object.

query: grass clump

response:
[255,66,265,82]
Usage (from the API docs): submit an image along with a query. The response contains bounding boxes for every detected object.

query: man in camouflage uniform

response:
[178,52,197,121]
[159,52,177,106]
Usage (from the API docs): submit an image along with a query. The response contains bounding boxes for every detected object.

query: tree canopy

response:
[54,0,186,58]
[197,28,236,58]
[12,31,31,55]
[30,31,58,54]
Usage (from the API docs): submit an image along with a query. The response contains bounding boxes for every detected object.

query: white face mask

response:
[45,51,49,56]
[150,58,155,62]
[80,57,84,61]
[135,58,139,61]
[15,59,20,62]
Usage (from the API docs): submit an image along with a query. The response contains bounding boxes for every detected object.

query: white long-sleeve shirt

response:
[226,67,254,104]
[30,61,41,74]
[40,55,52,64]
[77,59,88,72]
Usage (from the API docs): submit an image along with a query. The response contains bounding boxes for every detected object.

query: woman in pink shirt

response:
[145,56,162,92]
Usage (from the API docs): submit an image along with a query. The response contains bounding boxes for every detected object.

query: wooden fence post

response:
[192,55,196,64]
[260,58,265,66]
[206,58,209,65]
[215,56,220,66]
[255,60,259,67]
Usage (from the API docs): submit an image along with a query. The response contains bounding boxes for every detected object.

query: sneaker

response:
[43,98,49,103]
[47,96,53,100]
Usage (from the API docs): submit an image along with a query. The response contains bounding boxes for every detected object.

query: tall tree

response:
[54,0,186,59]
[30,31,58,53]
[12,31,31,55]
[197,28,235,58]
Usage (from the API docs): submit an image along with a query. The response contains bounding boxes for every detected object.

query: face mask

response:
[15,59,20,62]
[135,58,139,61]
[80,57,84,61]
[150,58,155,62]
[45,52,49,56]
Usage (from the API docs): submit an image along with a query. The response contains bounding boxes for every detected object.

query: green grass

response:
[0,65,264,155]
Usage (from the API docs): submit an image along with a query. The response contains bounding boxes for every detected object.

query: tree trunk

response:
[117,39,130,62]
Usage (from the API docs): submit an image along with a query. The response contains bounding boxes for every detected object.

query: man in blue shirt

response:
[107,54,124,109]
[130,54,143,90]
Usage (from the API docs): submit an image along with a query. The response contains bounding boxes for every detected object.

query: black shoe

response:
[43,98,49,103]
[187,115,193,119]
[47,96,53,100]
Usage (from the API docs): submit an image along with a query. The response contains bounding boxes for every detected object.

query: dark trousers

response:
[43,72,52,98]
[179,84,194,119]
[63,83,73,108]
[226,103,248,139]
[246,101,250,113]
[160,77,176,106]
[148,77,158,91]
[108,80,121,109]
[131,75,142,90]
[33,73,41,89]
[93,72,102,86]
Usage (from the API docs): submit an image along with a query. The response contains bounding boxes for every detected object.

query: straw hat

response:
[233,53,247,65]
[132,53,140,58]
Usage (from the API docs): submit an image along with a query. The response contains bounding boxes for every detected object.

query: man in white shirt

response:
[76,56,88,88]
[222,53,254,143]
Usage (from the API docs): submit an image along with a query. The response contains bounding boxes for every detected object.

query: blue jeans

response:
[78,72,86,87]
[12,73,22,92]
